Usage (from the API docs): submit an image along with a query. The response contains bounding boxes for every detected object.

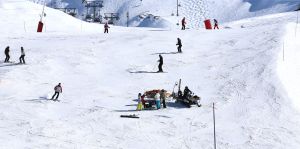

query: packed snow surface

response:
[0,0,300,148]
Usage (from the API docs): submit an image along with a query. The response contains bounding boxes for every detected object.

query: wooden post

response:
[127,11,129,27]
[213,103,217,149]
[40,1,46,22]
[81,19,83,31]
[178,79,181,93]
[23,21,26,32]
[283,41,285,61]
[176,0,179,16]
[296,11,299,37]
[93,4,96,21]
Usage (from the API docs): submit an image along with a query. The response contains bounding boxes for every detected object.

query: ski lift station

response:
[82,0,120,24]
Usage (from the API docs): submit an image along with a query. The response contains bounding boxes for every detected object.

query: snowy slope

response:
[278,22,300,112]
[29,0,300,28]
[1,0,300,149]
[0,0,111,34]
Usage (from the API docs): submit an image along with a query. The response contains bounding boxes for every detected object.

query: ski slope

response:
[0,0,300,148]
[278,22,300,112]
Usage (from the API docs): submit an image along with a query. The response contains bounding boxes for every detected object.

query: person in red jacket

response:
[104,23,110,33]
[181,17,186,30]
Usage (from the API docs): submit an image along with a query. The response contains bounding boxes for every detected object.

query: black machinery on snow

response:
[172,79,201,108]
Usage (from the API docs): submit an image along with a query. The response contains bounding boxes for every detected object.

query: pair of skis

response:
[120,114,139,119]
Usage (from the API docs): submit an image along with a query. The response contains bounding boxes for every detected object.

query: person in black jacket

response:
[104,23,110,33]
[181,17,186,30]
[157,54,163,72]
[176,38,182,53]
[183,86,192,99]
[213,19,219,29]
[19,47,25,64]
[4,46,10,63]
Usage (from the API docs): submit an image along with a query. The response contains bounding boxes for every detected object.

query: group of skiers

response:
[136,86,194,110]
[1,18,217,102]
[3,46,26,64]
[155,38,182,72]
[103,17,219,33]
[156,17,219,73]
[2,46,62,101]
[137,89,167,110]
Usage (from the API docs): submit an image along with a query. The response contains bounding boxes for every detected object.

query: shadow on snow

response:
[151,52,179,55]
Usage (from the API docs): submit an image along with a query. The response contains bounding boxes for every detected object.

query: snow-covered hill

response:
[1,0,300,148]
[29,0,300,28]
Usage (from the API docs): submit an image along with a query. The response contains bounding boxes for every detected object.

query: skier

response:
[136,93,144,111]
[176,38,182,53]
[181,17,186,30]
[19,47,25,64]
[104,22,110,33]
[155,92,161,109]
[213,19,219,29]
[157,54,163,72]
[183,86,192,100]
[160,89,167,108]
[51,83,62,101]
[4,46,10,63]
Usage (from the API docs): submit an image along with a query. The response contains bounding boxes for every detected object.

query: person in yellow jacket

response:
[137,93,144,110]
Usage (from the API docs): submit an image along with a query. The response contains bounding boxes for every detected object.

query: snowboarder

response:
[4,46,10,63]
[213,19,219,29]
[104,22,110,33]
[160,89,167,108]
[157,54,163,72]
[183,86,192,100]
[155,92,161,109]
[176,38,182,53]
[19,47,25,64]
[181,17,186,30]
[137,93,144,111]
[51,83,62,100]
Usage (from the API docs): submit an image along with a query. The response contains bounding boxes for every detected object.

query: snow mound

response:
[134,14,172,28]
[0,0,103,34]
